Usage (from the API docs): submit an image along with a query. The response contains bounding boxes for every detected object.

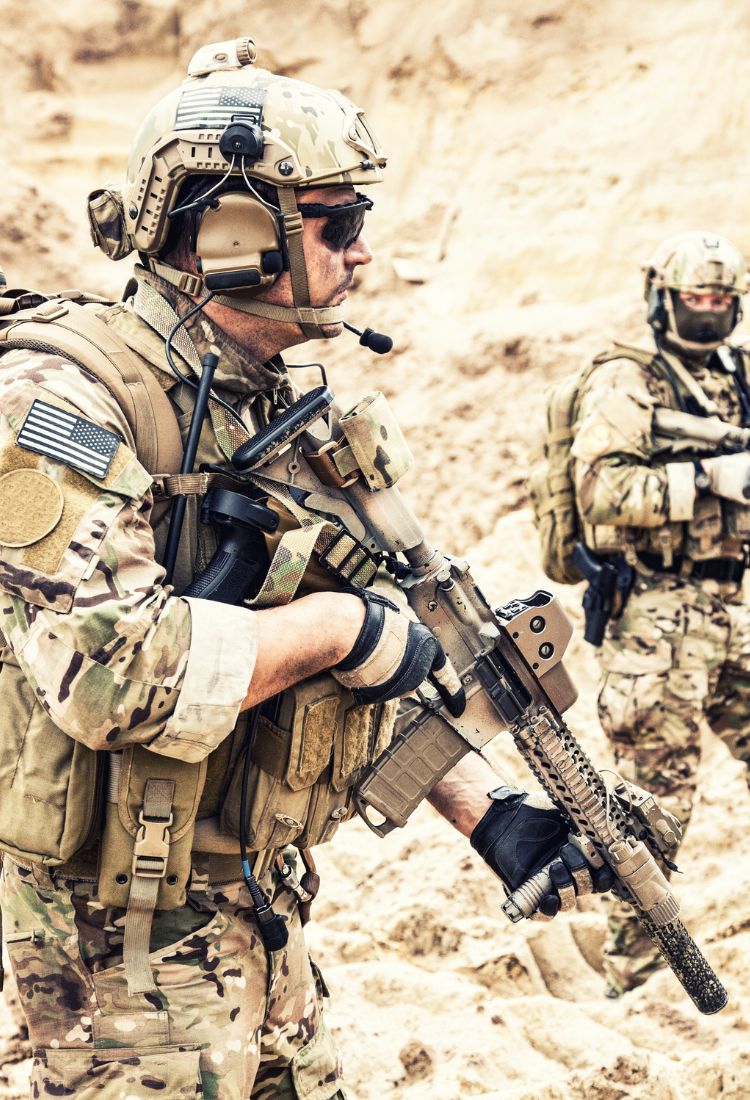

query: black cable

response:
[163,294,214,387]
[164,293,250,431]
[166,156,237,221]
[285,360,328,387]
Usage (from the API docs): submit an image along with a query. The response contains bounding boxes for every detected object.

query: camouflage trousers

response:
[0,856,345,1099]
[597,571,750,993]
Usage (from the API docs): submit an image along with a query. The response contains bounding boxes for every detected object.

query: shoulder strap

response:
[655,346,720,416]
[0,298,182,475]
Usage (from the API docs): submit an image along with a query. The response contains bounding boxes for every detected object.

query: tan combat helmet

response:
[87,36,386,338]
[643,230,748,355]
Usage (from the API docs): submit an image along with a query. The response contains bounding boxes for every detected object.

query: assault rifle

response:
[234,387,728,1014]
[341,485,727,1016]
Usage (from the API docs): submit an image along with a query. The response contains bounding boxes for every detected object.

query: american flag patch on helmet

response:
[175,85,265,130]
[17,400,121,479]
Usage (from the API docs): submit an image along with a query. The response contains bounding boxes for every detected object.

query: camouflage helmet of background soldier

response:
[87,36,386,339]
[643,230,748,356]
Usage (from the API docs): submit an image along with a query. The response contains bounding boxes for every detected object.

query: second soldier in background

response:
[568,232,750,996]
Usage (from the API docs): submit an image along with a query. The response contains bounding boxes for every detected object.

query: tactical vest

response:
[0,289,400,990]
[531,341,750,579]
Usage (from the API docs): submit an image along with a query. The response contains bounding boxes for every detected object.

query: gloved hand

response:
[331,590,466,716]
[700,452,750,504]
[470,786,613,919]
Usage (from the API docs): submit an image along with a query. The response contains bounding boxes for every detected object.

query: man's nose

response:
[346,233,373,266]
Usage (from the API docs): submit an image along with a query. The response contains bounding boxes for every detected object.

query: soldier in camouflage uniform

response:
[0,36,606,1099]
[571,230,750,997]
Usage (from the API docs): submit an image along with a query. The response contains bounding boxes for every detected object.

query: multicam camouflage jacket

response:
[0,269,399,876]
[571,339,750,562]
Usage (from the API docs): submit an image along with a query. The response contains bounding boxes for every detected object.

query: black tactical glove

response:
[332,590,466,716]
[470,786,614,918]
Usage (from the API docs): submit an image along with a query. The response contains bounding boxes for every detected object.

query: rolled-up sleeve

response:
[148,596,257,762]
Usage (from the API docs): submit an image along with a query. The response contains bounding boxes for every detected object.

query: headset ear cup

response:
[195,193,283,292]
[646,286,667,332]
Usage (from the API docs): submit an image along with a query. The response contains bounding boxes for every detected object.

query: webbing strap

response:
[147,259,204,298]
[212,295,345,328]
[247,515,377,607]
[152,471,213,498]
[123,778,174,996]
[246,470,378,602]
[594,343,720,418]
[249,521,325,607]
[277,188,316,341]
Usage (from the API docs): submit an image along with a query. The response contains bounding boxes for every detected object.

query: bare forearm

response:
[241,591,365,709]
[427,752,499,837]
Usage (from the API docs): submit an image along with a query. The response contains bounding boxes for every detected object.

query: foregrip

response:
[353,709,469,836]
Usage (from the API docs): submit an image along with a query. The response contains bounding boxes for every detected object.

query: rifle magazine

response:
[354,708,468,835]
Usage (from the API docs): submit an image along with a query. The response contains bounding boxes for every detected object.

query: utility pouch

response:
[339,391,413,490]
[220,675,398,850]
[98,745,207,911]
[0,659,100,865]
[86,188,133,261]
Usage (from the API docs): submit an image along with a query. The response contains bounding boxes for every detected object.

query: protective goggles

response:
[297,192,373,250]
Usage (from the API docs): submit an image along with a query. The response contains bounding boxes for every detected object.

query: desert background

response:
[2,1,750,1097]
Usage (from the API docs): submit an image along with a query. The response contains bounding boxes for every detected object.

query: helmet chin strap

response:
[211,294,346,336]
[243,185,342,340]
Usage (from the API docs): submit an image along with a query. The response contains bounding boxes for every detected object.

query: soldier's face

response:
[298,185,374,314]
[257,185,373,340]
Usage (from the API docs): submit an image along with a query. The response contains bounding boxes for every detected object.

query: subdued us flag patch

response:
[17,399,121,478]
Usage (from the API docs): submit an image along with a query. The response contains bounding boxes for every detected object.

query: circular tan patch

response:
[0,469,64,547]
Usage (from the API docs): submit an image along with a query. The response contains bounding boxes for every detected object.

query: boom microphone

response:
[343,321,393,355]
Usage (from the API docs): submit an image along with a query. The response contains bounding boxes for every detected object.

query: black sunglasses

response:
[297,192,373,251]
